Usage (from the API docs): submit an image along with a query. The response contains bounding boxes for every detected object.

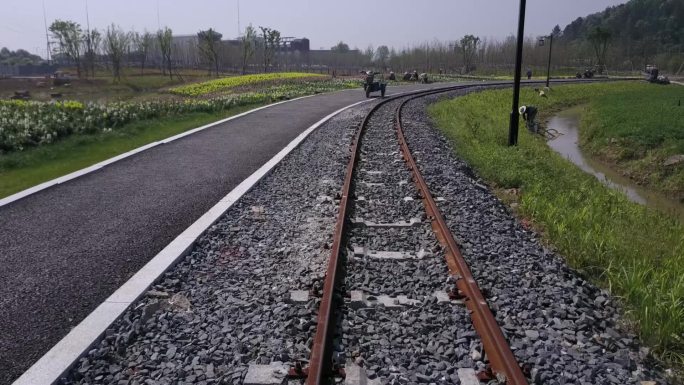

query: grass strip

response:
[0,103,264,198]
[429,81,684,368]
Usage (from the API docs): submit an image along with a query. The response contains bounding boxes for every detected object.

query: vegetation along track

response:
[291,84,528,385]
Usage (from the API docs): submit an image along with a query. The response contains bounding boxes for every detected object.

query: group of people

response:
[362,70,429,83]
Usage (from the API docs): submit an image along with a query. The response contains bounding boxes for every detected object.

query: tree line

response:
[44,0,683,81]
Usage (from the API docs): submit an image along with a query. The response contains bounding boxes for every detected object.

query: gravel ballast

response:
[59,103,374,385]
[400,91,667,385]
[55,85,668,385]
[335,98,482,385]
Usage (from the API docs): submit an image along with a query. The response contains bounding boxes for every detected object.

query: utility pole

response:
[237,0,241,37]
[545,34,553,88]
[508,0,527,147]
[85,0,90,33]
[42,0,51,64]
[85,0,91,77]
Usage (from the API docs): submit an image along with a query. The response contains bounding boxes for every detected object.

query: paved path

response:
[0,82,465,384]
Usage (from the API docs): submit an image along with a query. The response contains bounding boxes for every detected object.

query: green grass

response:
[0,103,264,198]
[581,85,684,197]
[429,82,684,369]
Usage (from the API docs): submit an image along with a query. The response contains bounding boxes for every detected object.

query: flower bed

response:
[168,72,327,96]
[0,79,363,154]
[0,95,266,153]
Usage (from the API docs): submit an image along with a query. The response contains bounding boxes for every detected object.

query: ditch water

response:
[546,106,684,222]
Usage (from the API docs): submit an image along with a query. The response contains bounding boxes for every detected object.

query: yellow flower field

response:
[169,72,327,96]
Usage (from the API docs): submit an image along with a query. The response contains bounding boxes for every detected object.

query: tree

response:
[0,47,43,66]
[156,27,173,78]
[241,24,256,75]
[587,26,611,74]
[375,45,390,70]
[104,24,130,82]
[49,20,83,77]
[266,28,281,72]
[259,26,270,72]
[198,28,223,76]
[133,31,153,75]
[459,34,480,73]
[83,29,101,78]
[331,41,350,53]
[364,45,375,67]
[259,27,280,72]
[258,27,280,73]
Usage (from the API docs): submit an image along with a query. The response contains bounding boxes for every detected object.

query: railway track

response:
[44,79,656,385]
[287,86,528,385]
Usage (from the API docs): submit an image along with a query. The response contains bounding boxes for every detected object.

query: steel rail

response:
[302,86,469,385]
[302,78,617,384]
[302,93,397,385]
[395,94,529,385]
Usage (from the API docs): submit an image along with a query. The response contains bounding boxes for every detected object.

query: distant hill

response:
[560,0,683,72]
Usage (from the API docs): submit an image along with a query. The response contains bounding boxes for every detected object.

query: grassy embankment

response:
[581,86,684,199]
[429,82,684,369]
[0,72,361,198]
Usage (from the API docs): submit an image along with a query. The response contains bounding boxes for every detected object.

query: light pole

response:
[539,34,554,88]
[508,0,527,147]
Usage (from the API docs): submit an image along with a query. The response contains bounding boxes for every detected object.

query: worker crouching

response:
[519,105,539,134]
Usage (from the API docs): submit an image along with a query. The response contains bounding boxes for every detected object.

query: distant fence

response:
[0,64,59,77]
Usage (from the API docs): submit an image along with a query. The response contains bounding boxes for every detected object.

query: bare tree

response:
[259,26,270,72]
[266,28,281,72]
[104,24,130,82]
[459,35,480,73]
[257,27,282,73]
[241,24,256,75]
[198,28,223,76]
[133,31,154,75]
[83,28,101,78]
[49,20,83,77]
[375,45,390,70]
[364,45,375,67]
[156,27,173,78]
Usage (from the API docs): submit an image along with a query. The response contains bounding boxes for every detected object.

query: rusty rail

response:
[300,82,543,384]
[302,96,393,385]
[395,95,529,385]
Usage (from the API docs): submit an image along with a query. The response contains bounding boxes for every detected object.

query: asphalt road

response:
[0,82,466,384]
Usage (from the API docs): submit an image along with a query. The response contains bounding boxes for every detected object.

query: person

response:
[519,105,538,133]
[526,68,533,80]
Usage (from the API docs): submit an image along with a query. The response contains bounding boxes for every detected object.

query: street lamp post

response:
[508,0,527,147]
[539,34,554,88]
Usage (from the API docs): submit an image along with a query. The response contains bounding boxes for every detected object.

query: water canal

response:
[546,106,684,222]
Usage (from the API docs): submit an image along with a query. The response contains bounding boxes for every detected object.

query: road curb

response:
[10,98,372,385]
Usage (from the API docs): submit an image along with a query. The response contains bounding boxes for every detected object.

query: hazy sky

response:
[2,0,625,57]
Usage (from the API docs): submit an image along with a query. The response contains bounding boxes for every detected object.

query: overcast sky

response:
[2,0,625,57]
